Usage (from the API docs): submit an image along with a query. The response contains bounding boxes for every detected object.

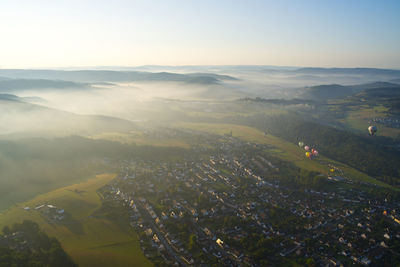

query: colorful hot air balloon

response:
[312,149,318,156]
[305,152,311,158]
[304,146,310,151]
[298,141,304,147]
[368,125,377,136]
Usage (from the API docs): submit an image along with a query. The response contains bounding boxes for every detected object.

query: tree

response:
[2,226,11,235]
[188,234,197,251]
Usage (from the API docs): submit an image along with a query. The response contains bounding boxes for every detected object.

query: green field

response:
[176,122,393,189]
[343,105,400,137]
[0,174,152,267]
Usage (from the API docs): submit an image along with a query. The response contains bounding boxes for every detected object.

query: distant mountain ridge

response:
[295,67,400,76]
[0,79,88,92]
[0,70,237,84]
[0,93,47,104]
[0,93,21,101]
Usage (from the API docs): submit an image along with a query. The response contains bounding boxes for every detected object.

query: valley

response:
[1,66,400,266]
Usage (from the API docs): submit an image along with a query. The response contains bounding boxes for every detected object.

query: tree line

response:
[0,220,76,267]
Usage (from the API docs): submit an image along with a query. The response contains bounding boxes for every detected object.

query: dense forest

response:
[0,220,76,267]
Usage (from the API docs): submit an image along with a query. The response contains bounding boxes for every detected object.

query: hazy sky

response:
[0,0,399,68]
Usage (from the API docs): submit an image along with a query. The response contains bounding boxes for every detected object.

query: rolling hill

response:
[0,95,136,137]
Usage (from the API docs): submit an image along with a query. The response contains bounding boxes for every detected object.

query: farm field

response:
[0,173,153,267]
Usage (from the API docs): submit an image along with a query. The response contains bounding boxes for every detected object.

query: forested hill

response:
[227,113,400,187]
[0,220,76,267]
[299,82,400,101]
[300,84,351,100]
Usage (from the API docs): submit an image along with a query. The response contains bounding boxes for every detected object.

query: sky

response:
[0,0,399,69]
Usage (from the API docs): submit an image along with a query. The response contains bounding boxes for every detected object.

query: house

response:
[145,228,153,236]
[35,204,45,210]
[360,257,371,265]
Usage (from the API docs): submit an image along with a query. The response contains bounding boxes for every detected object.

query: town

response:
[98,134,400,266]
[371,117,400,129]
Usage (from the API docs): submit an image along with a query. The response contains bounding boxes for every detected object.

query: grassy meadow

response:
[343,105,400,137]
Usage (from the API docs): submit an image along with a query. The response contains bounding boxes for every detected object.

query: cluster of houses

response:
[371,117,400,129]
[102,135,400,266]
[0,231,30,252]
[23,204,65,222]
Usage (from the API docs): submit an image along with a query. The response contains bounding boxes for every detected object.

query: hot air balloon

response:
[368,125,377,136]
[304,146,310,151]
[305,152,311,158]
[312,149,318,156]
[298,141,304,147]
